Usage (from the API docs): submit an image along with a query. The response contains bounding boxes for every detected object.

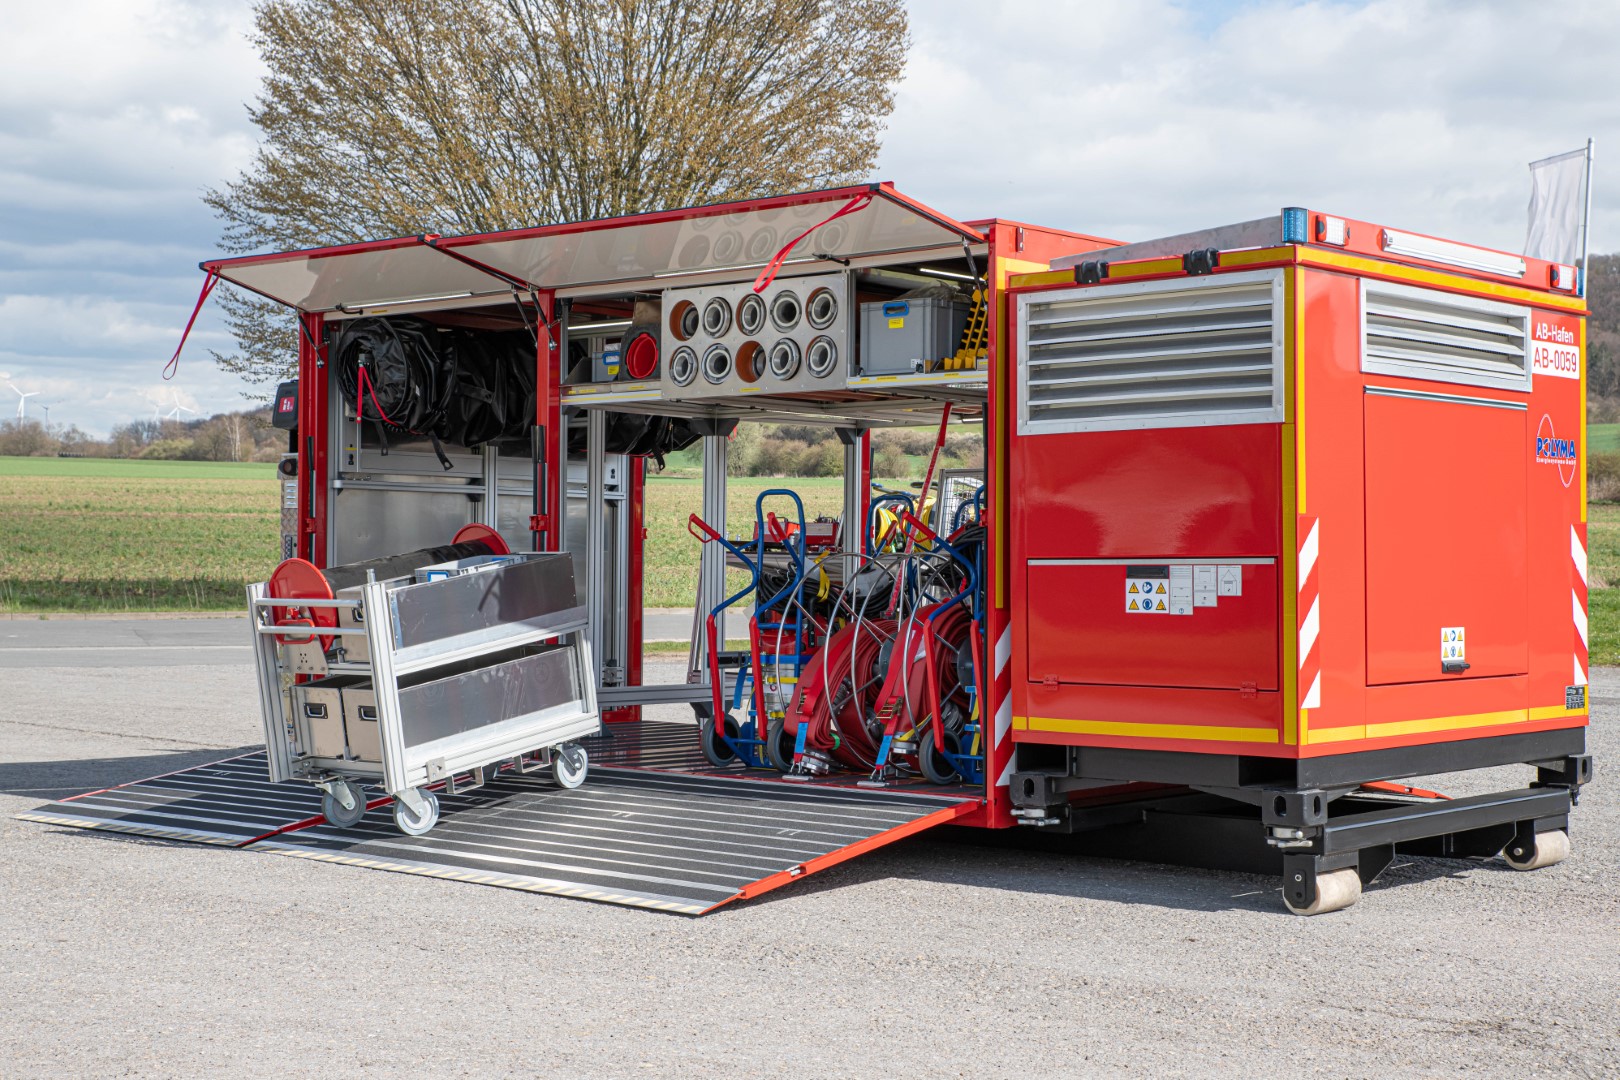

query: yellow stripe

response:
[1280,266,1303,746]
[1009,269,1074,288]
[1106,256,1186,279]
[1017,716,1279,744]
[1306,721,1363,744]
[1299,249,1588,311]
[1581,317,1588,523]
[1217,246,1296,268]
[1292,265,1307,514]
[1530,704,1588,721]
[1305,703,1583,745]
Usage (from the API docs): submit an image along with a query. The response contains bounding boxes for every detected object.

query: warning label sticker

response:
[1217,566,1243,597]
[1125,566,1170,614]
[1441,626,1466,662]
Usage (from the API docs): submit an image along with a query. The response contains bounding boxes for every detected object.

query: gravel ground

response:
[1,628,1616,1078]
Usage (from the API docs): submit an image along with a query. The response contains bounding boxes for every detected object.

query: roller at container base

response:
[250,523,600,836]
[16,181,1592,918]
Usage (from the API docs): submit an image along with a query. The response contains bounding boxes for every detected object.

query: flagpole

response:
[1581,138,1595,297]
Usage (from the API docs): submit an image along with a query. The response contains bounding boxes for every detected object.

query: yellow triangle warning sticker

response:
[1128,583,1139,594]
[1155,599,1166,611]
[1128,599,1139,610]
[1155,583,1167,594]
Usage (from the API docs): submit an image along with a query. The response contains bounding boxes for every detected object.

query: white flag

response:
[1525,145,1590,266]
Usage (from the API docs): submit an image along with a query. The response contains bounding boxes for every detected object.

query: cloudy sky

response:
[1,0,1615,436]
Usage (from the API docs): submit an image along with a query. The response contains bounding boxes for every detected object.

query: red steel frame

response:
[259,195,1124,831]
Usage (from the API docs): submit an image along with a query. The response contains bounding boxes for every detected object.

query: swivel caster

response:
[765,719,798,773]
[1283,867,1361,916]
[320,778,368,828]
[700,714,740,767]
[918,731,962,785]
[1503,829,1570,871]
[552,743,589,789]
[392,788,440,836]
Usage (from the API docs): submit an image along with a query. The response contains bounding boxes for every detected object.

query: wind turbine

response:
[164,391,196,422]
[38,403,52,427]
[8,383,39,421]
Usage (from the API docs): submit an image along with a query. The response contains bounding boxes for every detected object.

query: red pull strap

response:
[751,193,873,294]
[163,270,220,381]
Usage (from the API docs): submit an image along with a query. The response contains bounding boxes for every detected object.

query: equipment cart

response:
[249,531,599,835]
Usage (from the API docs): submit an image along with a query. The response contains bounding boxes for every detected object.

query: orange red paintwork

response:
[1005,219,1589,761]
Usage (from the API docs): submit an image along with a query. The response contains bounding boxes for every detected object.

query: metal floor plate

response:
[16,752,326,846]
[254,767,976,914]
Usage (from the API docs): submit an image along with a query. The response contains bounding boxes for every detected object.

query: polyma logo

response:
[1535,413,1577,488]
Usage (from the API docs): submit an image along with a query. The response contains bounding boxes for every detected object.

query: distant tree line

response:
[0,408,288,462]
[722,424,985,479]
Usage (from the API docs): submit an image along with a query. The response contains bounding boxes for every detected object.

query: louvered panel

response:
[1015,270,1286,435]
[1360,280,1530,391]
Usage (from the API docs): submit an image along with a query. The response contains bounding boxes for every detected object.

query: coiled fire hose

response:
[783,618,897,771]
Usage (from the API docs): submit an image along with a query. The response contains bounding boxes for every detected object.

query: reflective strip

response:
[1297,515,1321,710]
[1573,523,1589,687]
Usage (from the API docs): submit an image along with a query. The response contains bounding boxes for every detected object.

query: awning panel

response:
[206,237,518,313]
[436,184,985,293]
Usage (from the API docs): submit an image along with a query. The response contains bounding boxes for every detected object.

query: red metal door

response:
[1363,391,1528,685]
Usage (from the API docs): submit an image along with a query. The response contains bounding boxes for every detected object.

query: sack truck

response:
[20,188,1591,915]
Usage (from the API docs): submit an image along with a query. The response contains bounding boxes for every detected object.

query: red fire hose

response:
[784,618,897,770]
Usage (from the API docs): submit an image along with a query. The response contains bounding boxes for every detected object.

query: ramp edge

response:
[708,797,983,913]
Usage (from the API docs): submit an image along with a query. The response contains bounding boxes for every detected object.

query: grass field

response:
[9,454,1620,667]
[1590,423,1620,453]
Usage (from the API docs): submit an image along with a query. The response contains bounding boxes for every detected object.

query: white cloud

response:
[2,0,1616,437]
[880,0,1618,253]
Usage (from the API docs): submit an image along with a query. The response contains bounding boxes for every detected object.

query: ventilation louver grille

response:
[1016,270,1284,434]
[1360,281,1530,391]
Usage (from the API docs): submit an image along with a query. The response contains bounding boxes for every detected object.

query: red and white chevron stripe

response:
[1297,515,1321,711]
[993,624,1014,786]
[1573,523,1588,688]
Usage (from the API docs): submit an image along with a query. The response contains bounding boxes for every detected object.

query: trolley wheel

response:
[700,714,740,767]
[392,789,440,836]
[552,743,589,789]
[1503,828,1570,871]
[765,719,797,772]
[918,730,962,785]
[320,779,368,828]
[1282,867,1361,916]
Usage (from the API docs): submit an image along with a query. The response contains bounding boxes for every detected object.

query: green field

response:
[9,455,1620,667]
[0,458,855,613]
[1590,423,1620,453]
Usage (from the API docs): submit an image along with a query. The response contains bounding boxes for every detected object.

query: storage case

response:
[859,295,969,375]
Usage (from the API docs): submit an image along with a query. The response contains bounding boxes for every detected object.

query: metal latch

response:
[1240,681,1257,699]
[1041,675,1060,687]
[1442,660,1471,674]
[1183,248,1220,275]
[1074,260,1109,285]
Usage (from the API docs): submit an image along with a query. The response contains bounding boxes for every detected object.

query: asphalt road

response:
[2,620,1617,1077]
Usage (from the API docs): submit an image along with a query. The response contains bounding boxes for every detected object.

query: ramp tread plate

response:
[16,752,324,847]
[254,767,975,914]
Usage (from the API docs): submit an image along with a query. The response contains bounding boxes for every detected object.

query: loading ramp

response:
[18,735,978,915]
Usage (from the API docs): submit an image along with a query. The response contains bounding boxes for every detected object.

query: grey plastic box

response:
[859,297,969,375]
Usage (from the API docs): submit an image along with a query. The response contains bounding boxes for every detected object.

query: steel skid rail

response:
[1010,728,1591,914]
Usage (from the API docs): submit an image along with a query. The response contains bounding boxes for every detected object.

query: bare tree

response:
[207,0,911,387]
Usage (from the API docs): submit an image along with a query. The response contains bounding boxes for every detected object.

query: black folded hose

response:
[331,317,537,467]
